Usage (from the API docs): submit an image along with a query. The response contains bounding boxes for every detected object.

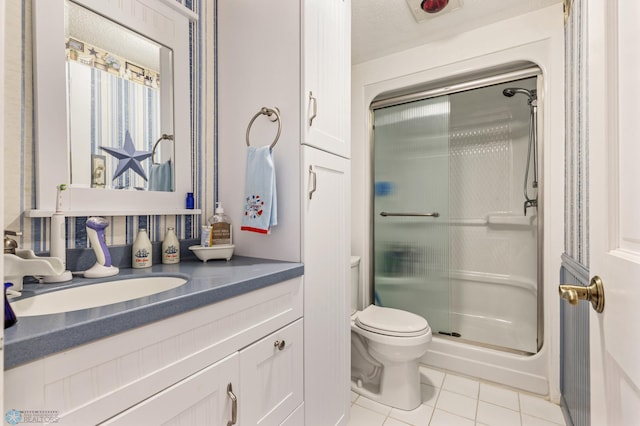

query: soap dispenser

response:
[209,202,232,245]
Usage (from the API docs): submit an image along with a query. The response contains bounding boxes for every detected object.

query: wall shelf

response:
[159,0,199,21]
[25,209,202,218]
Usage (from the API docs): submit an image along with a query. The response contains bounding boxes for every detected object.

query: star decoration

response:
[88,47,99,56]
[101,131,152,181]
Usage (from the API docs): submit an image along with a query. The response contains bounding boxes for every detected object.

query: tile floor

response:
[347,366,567,426]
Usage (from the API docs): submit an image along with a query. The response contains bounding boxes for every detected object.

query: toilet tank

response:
[350,256,361,315]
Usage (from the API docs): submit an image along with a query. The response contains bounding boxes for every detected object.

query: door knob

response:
[559,275,604,313]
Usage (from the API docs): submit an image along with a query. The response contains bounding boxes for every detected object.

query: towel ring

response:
[246,107,281,150]
[152,134,174,165]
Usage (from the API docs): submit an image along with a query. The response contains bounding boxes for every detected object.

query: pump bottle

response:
[209,202,232,245]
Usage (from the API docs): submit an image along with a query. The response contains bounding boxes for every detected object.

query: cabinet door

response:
[303,0,350,158]
[101,353,239,426]
[239,319,304,426]
[303,146,350,425]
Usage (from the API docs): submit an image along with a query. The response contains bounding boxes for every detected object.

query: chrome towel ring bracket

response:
[152,134,174,165]
[246,107,282,150]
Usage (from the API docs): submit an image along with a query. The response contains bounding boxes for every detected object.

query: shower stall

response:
[372,73,541,356]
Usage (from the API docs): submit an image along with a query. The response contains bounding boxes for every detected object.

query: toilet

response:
[350,256,432,411]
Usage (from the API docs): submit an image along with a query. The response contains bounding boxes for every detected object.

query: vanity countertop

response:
[4,257,304,370]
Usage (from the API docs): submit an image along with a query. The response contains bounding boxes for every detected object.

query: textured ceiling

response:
[352,0,562,64]
[66,1,161,70]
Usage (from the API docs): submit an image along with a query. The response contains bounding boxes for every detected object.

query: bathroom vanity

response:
[4,258,304,425]
[19,0,351,423]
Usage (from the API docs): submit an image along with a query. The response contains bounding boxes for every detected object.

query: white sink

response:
[10,276,188,317]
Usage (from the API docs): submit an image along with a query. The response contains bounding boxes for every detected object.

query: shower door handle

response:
[380,212,440,218]
[559,276,605,313]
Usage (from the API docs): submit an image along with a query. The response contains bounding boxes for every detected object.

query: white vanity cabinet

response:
[5,277,303,426]
[105,319,304,426]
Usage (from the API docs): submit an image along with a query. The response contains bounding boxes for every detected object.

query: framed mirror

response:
[66,0,174,192]
[32,0,193,215]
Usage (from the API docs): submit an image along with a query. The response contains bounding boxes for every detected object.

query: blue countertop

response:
[4,257,304,370]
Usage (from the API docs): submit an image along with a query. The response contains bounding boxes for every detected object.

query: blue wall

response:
[561,0,590,424]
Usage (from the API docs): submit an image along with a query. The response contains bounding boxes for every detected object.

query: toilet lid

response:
[356,305,429,337]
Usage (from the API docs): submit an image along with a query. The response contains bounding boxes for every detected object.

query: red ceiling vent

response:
[420,0,449,14]
[406,0,462,22]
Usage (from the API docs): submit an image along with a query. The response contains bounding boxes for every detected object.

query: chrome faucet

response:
[4,230,22,254]
[3,230,67,293]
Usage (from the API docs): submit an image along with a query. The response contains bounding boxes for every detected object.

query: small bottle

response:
[209,202,232,246]
[162,227,180,264]
[186,192,195,209]
[132,228,152,268]
[200,225,211,247]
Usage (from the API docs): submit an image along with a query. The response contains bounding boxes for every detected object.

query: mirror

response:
[32,0,193,214]
[65,0,174,191]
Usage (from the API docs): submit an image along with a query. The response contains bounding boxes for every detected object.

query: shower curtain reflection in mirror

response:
[67,61,168,191]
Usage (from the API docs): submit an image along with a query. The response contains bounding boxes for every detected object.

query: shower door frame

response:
[368,66,545,354]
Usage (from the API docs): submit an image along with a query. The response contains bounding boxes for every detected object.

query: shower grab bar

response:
[380,212,440,218]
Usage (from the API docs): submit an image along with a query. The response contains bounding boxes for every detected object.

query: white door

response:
[588,0,640,424]
[239,319,303,426]
[303,145,350,426]
[101,353,239,425]
[303,0,350,158]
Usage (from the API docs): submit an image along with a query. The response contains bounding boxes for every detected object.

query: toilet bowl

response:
[350,257,432,411]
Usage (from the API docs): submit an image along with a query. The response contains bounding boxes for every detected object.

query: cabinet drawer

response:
[239,319,304,426]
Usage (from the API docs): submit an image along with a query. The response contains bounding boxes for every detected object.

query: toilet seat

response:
[355,305,429,337]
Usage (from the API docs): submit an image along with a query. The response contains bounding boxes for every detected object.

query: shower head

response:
[503,88,537,103]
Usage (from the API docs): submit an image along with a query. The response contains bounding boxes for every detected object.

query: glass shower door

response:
[373,96,451,335]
